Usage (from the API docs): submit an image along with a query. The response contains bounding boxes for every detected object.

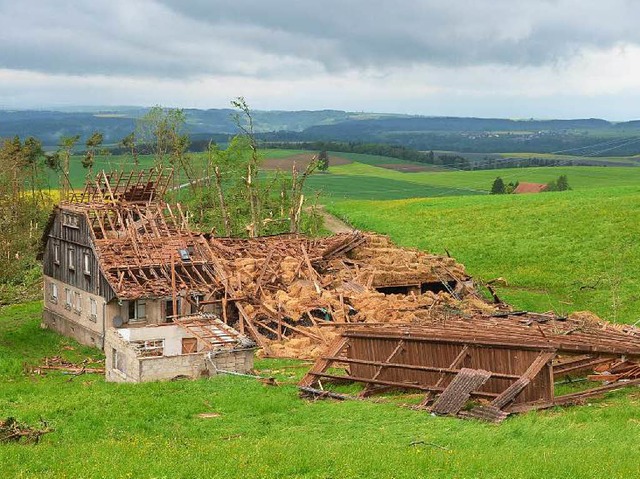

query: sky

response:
[1,0,640,119]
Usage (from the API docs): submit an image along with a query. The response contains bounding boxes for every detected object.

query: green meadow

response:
[5,151,640,477]
[2,302,640,478]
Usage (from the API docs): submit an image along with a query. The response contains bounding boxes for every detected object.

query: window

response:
[128,300,146,322]
[53,243,60,265]
[165,298,181,321]
[190,294,203,314]
[89,298,97,322]
[64,288,72,309]
[50,283,58,303]
[68,247,75,270]
[83,252,91,275]
[62,213,79,229]
[74,292,82,313]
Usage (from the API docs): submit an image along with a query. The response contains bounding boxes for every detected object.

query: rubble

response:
[54,171,480,358]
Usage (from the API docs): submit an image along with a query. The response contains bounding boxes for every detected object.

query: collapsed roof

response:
[43,169,479,357]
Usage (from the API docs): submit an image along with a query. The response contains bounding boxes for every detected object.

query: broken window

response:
[68,247,75,270]
[190,294,203,314]
[53,243,60,265]
[132,339,164,357]
[50,283,58,302]
[128,300,146,322]
[83,252,91,275]
[89,298,97,322]
[165,298,181,321]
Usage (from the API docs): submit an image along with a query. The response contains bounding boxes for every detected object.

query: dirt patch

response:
[263,153,352,170]
[315,206,354,234]
[377,163,442,172]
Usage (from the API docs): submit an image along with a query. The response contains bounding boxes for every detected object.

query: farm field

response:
[499,151,640,165]
[52,148,640,202]
[324,162,640,191]
[2,301,640,478]
[305,162,640,201]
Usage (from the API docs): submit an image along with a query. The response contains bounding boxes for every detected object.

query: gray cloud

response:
[1,0,640,79]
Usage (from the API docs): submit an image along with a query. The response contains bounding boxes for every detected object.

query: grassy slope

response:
[329,186,640,323]
[326,163,640,191]
[2,302,640,478]
[305,162,640,202]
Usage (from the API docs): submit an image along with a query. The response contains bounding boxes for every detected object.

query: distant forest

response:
[2,108,640,169]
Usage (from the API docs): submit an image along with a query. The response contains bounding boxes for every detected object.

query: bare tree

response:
[58,135,80,201]
[231,97,262,237]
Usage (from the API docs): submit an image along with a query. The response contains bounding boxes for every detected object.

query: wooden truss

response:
[72,168,173,205]
[172,313,251,351]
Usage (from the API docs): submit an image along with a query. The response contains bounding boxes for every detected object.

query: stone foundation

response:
[42,309,104,349]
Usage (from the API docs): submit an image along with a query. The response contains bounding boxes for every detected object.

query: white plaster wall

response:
[117,324,192,356]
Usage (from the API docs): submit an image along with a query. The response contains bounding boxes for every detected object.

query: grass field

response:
[2,301,640,478]
[6,154,640,476]
[328,185,640,324]
[304,161,640,201]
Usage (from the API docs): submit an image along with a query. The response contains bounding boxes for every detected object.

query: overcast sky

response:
[1,0,640,119]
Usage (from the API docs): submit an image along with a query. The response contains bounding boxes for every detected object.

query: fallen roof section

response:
[299,314,640,422]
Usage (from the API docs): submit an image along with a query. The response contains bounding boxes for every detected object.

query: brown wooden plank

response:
[298,336,350,388]
[491,351,555,409]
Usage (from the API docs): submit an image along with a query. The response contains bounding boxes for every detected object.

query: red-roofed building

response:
[513,182,548,194]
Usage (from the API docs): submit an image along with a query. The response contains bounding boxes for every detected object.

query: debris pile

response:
[206,231,481,357]
[27,357,105,376]
[52,169,487,358]
[0,417,52,444]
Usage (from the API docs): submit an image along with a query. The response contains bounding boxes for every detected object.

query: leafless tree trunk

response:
[214,166,232,236]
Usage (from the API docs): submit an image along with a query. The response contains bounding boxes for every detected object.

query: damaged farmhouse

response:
[39,169,256,382]
[38,168,640,422]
